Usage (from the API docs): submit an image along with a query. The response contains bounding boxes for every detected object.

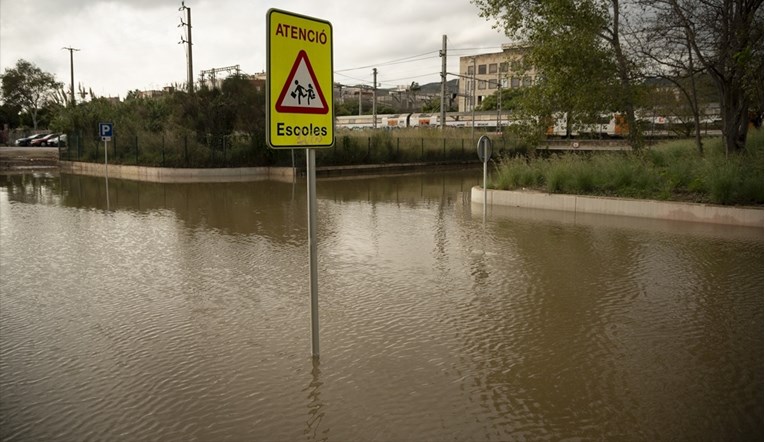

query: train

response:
[335,110,723,138]
[336,111,517,130]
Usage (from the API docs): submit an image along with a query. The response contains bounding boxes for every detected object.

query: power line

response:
[335,72,373,85]
[335,50,439,72]
[377,72,441,86]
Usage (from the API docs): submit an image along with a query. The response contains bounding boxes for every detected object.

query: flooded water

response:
[0,170,762,441]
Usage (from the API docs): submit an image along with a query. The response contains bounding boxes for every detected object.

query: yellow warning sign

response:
[267,9,334,149]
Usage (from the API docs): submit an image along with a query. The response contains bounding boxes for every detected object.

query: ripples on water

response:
[0,172,762,441]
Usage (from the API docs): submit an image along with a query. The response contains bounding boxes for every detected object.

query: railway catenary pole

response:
[373,68,377,129]
[496,70,501,130]
[471,56,476,143]
[179,1,194,94]
[440,34,447,130]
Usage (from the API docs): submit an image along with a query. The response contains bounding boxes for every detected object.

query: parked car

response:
[48,134,66,147]
[47,134,67,147]
[31,133,60,147]
[14,134,46,146]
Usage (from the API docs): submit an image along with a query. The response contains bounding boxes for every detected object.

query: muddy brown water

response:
[1,171,762,441]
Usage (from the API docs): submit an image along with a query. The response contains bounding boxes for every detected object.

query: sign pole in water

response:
[477,135,493,220]
[100,122,114,210]
[267,9,333,359]
[306,149,319,356]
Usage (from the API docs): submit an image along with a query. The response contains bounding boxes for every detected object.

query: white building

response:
[458,44,537,112]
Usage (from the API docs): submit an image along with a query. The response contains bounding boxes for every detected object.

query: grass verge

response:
[493,130,763,206]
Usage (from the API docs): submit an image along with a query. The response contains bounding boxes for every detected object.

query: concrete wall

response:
[472,187,763,227]
[59,161,297,183]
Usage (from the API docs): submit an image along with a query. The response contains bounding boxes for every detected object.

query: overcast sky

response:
[0,0,511,98]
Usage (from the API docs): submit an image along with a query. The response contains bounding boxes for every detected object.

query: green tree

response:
[220,74,265,133]
[478,87,525,112]
[473,0,643,147]
[0,59,62,129]
[334,100,359,116]
[0,102,22,129]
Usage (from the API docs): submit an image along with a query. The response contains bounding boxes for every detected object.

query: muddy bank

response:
[0,147,59,171]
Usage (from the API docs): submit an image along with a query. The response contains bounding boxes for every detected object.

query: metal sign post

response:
[99,123,113,210]
[477,135,493,220]
[267,9,333,359]
[306,149,319,356]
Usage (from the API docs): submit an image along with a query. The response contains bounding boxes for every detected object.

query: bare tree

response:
[658,0,763,154]
[633,3,710,154]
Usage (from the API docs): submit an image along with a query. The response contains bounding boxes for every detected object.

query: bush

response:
[492,131,764,206]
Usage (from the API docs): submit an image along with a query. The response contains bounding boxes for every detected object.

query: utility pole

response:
[497,70,501,131]
[440,35,447,130]
[471,57,476,142]
[62,47,80,106]
[372,68,377,129]
[178,1,194,94]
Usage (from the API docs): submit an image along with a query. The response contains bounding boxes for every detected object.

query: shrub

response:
[491,130,763,206]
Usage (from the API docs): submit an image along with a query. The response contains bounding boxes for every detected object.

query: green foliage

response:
[698,132,764,204]
[479,88,525,111]
[473,0,624,117]
[494,156,544,189]
[51,75,277,168]
[492,132,764,206]
[1,59,62,129]
[334,100,360,117]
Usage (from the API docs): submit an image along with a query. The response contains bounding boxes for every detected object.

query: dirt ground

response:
[0,147,60,170]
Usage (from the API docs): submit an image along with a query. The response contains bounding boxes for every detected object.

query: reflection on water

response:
[0,171,762,441]
[304,359,328,442]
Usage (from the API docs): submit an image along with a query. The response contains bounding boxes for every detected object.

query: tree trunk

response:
[686,29,703,156]
[611,0,642,150]
[720,81,750,155]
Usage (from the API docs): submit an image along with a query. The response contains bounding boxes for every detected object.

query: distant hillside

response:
[374,79,458,95]
[418,79,459,94]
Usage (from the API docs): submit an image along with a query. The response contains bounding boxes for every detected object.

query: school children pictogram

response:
[275,50,329,114]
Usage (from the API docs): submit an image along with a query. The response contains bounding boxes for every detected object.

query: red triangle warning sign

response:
[275,50,329,114]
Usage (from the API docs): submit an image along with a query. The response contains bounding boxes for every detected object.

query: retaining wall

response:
[472,187,763,227]
[59,161,296,183]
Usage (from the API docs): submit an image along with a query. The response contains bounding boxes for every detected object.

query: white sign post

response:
[477,135,493,220]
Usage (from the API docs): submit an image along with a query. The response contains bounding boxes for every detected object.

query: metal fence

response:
[58,132,528,168]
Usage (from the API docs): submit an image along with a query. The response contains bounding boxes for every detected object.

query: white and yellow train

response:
[336,111,722,138]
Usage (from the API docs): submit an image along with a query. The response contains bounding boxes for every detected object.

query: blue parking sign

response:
[99,122,113,139]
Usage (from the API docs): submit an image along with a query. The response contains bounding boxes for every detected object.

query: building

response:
[458,44,537,112]
[136,87,174,99]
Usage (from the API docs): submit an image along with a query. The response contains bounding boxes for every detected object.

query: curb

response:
[471,187,763,227]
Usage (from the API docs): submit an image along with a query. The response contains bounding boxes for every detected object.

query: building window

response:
[500,62,508,73]
[467,65,474,75]
[488,63,497,74]
[511,77,520,88]
[523,76,532,87]
[501,78,509,88]
[489,79,497,89]
[478,80,486,90]
[477,96,483,105]
[478,64,487,75]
